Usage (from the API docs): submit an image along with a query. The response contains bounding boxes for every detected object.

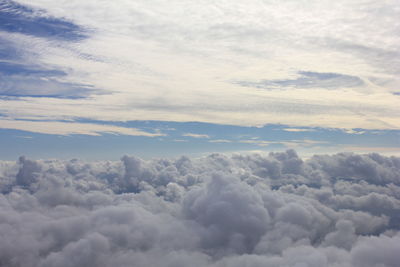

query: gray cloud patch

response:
[0,75,98,99]
[235,71,364,90]
[0,150,400,266]
[0,62,101,99]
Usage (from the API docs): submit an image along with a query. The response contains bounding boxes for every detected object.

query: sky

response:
[0,0,400,159]
[1,2,400,266]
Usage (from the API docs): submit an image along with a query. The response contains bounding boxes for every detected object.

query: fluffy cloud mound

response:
[1,150,400,267]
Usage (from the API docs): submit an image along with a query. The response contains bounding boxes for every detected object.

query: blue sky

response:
[0,0,399,159]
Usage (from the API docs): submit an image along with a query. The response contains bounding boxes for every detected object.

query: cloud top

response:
[1,150,399,266]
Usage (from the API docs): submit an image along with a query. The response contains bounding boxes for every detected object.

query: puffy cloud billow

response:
[0,150,400,267]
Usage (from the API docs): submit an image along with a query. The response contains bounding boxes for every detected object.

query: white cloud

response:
[0,119,164,136]
[0,150,400,266]
[182,133,210,139]
[343,129,366,135]
[0,0,399,132]
[282,128,316,132]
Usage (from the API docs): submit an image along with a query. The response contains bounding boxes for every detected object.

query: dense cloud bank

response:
[1,150,400,267]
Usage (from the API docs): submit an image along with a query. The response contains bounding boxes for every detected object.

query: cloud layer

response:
[1,150,399,266]
[0,0,399,133]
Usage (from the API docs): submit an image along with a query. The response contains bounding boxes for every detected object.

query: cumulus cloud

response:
[0,150,400,266]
